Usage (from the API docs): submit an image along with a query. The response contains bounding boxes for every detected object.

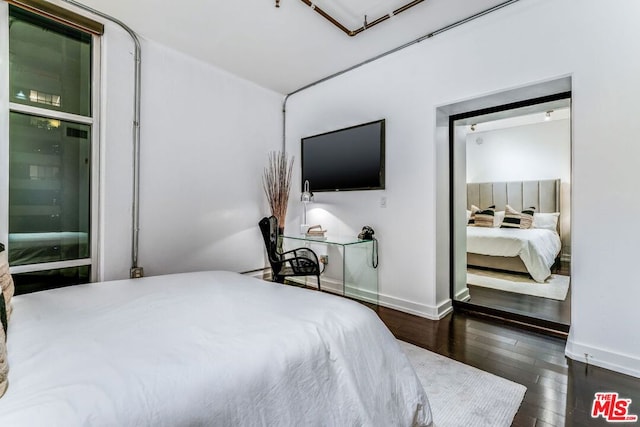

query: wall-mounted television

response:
[301,119,385,192]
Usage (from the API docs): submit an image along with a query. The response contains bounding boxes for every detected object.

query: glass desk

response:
[281,234,378,304]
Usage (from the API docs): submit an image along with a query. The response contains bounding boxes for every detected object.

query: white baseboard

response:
[455,286,470,302]
[565,339,640,379]
[286,275,450,320]
[376,292,451,320]
[286,276,379,305]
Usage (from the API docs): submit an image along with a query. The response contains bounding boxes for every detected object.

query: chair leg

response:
[316,275,321,292]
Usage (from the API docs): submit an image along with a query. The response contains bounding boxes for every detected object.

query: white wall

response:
[466,120,570,184]
[286,0,640,377]
[96,19,283,279]
[134,42,282,276]
[466,119,571,256]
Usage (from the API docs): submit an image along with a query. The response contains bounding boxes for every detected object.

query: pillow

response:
[466,209,472,223]
[520,206,536,229]
[533,212,560,231]
[0,294,5,337]
[501,205,536,229]
[0,250,13,321]
[0,247,10,399]
[473,205,496,228]
[0,296,7,399]
[493,211,505,228]
[467,205,480,225]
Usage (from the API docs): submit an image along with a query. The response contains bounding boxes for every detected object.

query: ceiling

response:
[73,0,512,94]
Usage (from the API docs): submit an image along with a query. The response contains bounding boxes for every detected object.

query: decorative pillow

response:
[473,205,496,228]
[0,297,7,399]
[501,205,536,229]
[501,205,521,228]
[520,207,535,229]
[466,209,471,223]
[0,250,13,321]
[533,212,560,231]
[467,205,480,225]
[493,211,505,228]
[0,294,5,337]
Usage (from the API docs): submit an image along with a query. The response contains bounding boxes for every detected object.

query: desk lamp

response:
[300,180,314,234]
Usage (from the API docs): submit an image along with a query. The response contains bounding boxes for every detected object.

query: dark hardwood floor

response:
[374,306,640,427]
[467,284,571,329]
[464,261,572,332]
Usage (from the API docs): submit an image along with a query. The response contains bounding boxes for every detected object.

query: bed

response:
[0,271,432,426]
[466,179,562,282]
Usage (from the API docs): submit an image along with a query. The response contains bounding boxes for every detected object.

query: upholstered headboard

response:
[466,179,560,213]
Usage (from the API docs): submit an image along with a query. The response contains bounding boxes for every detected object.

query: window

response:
[5,5,99,293]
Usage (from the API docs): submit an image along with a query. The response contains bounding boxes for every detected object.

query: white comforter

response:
[467,227,561,282]
[0,271,431,426]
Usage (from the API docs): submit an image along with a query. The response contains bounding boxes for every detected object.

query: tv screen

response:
[301,119,385,192]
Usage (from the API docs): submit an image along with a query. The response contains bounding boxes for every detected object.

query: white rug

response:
[400,341,526,427]
[467,268,570,301]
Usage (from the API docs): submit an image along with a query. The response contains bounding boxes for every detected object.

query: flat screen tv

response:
[301,119,385,192]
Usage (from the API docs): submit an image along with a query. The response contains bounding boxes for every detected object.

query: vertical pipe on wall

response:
[59,0,143,277]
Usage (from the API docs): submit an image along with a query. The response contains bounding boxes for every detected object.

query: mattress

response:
[0,271,432,426]
[467,227,561,282]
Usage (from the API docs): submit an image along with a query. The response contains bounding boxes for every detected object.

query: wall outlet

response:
[320,255,329,265]
[130,267,144,278]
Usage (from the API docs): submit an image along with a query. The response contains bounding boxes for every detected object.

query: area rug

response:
[400,340,526,427]
[467,268,570,301]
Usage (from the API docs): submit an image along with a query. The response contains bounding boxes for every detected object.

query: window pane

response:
[9,5,92,117]
[9,112,90,266]
[12,265,90,295]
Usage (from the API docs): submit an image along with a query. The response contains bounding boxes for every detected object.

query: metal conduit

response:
[282,0,521,151]
[298,0,426,37]
[59,0,143,277]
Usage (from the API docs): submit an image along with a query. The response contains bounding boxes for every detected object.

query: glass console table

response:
[281,234,378,304]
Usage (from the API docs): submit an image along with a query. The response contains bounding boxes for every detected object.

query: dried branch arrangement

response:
[262,151,294,231]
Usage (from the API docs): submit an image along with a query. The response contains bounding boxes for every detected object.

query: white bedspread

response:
[0,271,431,426]
[467,227,561,282]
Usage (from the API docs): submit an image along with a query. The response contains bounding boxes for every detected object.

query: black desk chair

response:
[258,216,321,290]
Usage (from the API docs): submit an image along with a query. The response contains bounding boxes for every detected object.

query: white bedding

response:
[467,227,561,282]
[0,271,432,426]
